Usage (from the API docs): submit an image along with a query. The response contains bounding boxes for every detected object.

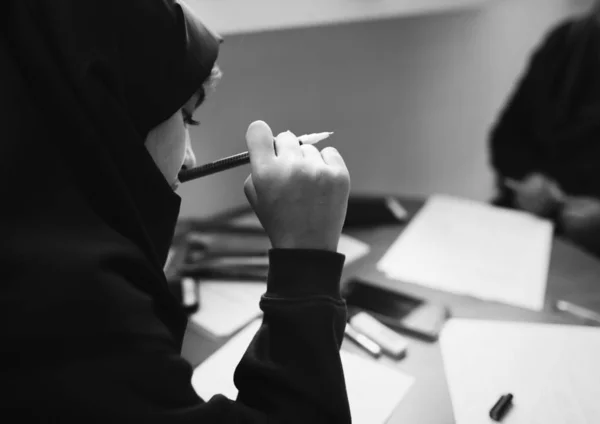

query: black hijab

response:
[1,0,219,365]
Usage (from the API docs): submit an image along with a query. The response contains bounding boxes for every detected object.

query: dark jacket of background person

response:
[490,16,600,254]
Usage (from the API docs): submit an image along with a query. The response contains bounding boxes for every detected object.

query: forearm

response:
[234,248,350,423]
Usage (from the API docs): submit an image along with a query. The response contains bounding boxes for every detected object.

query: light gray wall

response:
[179,0,583,218]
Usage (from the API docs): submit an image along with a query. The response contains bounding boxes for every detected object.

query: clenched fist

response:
[244,121,350,252]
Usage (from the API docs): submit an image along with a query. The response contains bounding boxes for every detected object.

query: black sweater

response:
[490,17,600,201]
[3,244,350,423]
[0,0,350,421]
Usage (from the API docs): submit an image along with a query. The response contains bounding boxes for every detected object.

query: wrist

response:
[266,249,345,298]
[271,232,339,253]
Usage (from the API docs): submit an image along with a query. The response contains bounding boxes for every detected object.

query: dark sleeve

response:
[19,249,350,423]
[489,21,572,181]
[234,249,350,423]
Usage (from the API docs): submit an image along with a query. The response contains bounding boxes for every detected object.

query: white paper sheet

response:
[189,281,266,337]
[192,319,414,424]
[377,195,553,311]
[338,234,371,265]
[440,319,600,424]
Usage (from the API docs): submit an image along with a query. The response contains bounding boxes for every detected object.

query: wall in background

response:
[179,0,583,218]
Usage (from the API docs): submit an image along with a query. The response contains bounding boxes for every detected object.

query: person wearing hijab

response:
[490,4,600,256]
[1,0,351,422]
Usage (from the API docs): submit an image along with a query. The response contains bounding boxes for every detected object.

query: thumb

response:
[244,174,258,208]
[246,121,275,171]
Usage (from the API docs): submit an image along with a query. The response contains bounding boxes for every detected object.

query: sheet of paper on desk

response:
[440,319,600,423]
[228,212,370,266]
[192,319,414,424]
[189,281,266,337]
[377,195,552,311]
[338,233,371,265]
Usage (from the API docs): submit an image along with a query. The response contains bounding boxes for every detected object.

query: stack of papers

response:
[441,319,600,423]
[377,195,553,311]
[192,319,414,424]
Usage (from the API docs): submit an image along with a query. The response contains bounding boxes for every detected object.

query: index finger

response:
[246,121,275,167]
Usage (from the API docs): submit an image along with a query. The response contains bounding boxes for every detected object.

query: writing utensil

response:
[555,300,600,325]
[385,197,409,222]
[349,312,409,359]
[490,393,513,422]
[344,324,382,358]
[178,132,333,183]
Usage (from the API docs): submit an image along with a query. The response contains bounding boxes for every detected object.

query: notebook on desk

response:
[192,319,414,424]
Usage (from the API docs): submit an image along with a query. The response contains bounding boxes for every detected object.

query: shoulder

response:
[547,19,578,39]
[525,18,581,65]
[540,18,586,52]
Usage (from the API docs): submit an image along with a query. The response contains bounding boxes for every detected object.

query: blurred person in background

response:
[490,2,600,256]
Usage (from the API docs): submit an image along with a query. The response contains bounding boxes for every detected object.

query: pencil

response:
[556,300,600,325]
[178,132,333,183]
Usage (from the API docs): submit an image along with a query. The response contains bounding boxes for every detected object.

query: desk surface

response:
[181,197,600,424]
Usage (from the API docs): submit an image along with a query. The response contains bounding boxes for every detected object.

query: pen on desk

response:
[178,132,333,183]
[555,300,600,325]
[490,393,513,422]
[344,325,382,358]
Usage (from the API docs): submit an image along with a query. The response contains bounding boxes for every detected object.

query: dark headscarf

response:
[0,0,219,367]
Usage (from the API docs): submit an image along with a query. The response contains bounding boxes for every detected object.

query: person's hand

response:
[560,197,600,248]
[513,173,564,217]
[243,121,350,252]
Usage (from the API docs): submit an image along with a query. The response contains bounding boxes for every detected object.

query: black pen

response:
[178,132,333,182]
[490,393,513,422]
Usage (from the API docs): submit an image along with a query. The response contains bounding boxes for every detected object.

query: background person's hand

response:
[560,197,600,250]
[243,121,350,252]
[513,173,564,217]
